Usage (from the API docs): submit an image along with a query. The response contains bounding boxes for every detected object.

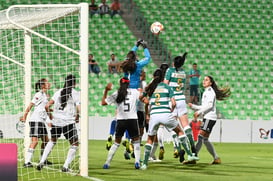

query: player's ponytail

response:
[35,78,47,92]
[60,74,76,109]
[121,51,137,73]
[207,75,231,101]
[145,68,163,97]
[116,77,130,104]
[174,52,187,71]
[160,63,169,77]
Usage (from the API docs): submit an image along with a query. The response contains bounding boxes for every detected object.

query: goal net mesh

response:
[0,4,87,180]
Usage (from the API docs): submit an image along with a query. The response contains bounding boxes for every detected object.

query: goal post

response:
[0,3,89,179]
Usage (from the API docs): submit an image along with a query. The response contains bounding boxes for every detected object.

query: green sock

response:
[179,135,192,156]
[172,134,181,152]
[185,128,195,149]
[143,144,152,165]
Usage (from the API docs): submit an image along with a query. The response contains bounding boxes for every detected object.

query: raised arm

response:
[101,83,113,105]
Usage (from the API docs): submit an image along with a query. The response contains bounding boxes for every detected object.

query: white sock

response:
[63,145,78,168]
[105,142,120,165]
[172,131,179,149]
[132,140,140,163]
[25,148,34,163]
[150,142,158,158]
[157,126,164,148]
[39,141,55,164]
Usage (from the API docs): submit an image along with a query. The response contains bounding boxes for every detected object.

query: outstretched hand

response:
[140,40,148,49]
[135,39,143,47]
[105,83,113,91]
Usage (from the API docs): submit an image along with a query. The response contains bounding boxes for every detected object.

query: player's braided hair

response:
[174,52,187,71]
[207,75,231,101]
[60,74,76,109]
[145,68,163,97]
[35,78,47,92]
[116,77,130,104]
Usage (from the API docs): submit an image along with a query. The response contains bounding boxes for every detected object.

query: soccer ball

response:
[150,22,164,35]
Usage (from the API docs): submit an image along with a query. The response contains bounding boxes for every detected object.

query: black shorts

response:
[115,119,139,139]
[200,119,216,133]
[29,122,48,138]
[137,111,145,129]
[51,123,78,143]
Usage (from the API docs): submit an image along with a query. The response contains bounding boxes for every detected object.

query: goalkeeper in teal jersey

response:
[164,53,198,164]
[140,69,199,170]
[121,39,151,89]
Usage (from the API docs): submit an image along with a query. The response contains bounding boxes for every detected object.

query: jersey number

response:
[155,93,161,106]
[176,78,183,91]
[124,98,130,112]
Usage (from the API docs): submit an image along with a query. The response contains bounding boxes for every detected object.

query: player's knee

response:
[131,139,140,144]
[70,145,78,150]
[197,134,204,142]
[203,137,209,143]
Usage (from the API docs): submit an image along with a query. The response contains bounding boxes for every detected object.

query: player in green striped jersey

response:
[164,53,197,164]
[140,69,199,170]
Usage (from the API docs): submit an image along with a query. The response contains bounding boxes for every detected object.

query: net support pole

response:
[23,30,32,158]
[79,3,89,177]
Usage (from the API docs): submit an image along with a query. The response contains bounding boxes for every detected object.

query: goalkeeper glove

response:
[141,40,148,49]
[135,39,143,47]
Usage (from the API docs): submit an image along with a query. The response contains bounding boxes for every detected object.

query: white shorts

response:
[172,100,187,117]
[148,113,178,136]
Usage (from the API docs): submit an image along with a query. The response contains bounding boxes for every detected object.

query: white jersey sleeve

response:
[192,86,217,120]
[105,91,118,106]
[29,91,48,122]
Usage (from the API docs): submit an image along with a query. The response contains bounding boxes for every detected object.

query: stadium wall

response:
[89,117,273,143]
[1,115,273,143]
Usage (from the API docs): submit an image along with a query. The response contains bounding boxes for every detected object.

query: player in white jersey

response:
[164,53,197,163]
[140,69,199,170]
[37,74,80,172]
[21,78,52,167]
[188,75,230,164]
[101,77,141,169]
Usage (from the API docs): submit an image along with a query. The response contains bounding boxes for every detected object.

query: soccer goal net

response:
[0,3,89,180]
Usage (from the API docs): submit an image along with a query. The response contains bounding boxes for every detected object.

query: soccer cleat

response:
[23,162,33,168]
[61,167,70,172]
[182,160,197,165]
[106,135,113,151]
[140,163,147,170]
[103,164,109,169]
[135,162,140,169]
[122,140,131,153]
[149,156,161,162]
[131,152,135,158]
[173,149,179,158]
[187,154,199,162]
[129,143,134,153]
[124,151,131,160]
[211,158,221,165]
[36,163,44,171]
[44,160,53,165]
[158,147,165,160]
[149,155,156,161]
[179,150,185,163]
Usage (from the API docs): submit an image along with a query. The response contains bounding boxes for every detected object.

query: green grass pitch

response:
[22,140,273,181]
